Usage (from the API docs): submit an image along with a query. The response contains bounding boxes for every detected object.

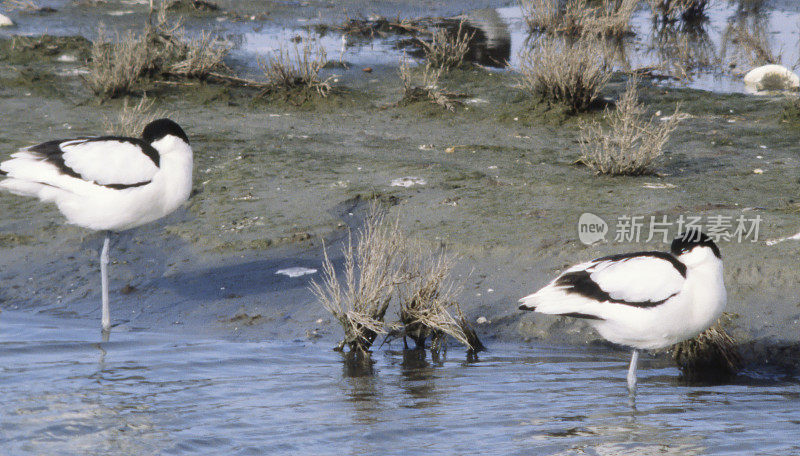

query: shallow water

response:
[2,311,799,455]
[3,1,799,93]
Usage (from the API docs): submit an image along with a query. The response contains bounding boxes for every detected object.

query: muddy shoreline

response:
[1,12,799,373]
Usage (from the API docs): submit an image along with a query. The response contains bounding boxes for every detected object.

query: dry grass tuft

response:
[579,76,682,175]
[519,0,636,37]
[420,20,475,71]
[647,0,709,23]
[102,96,168,137]
[310,207,404,355]
[398,56,463,111]
[84,2,230,98]
[86,27,149,98]
[517,35,611,112]
[672,318,742,382]
[397,246,481,352]
[259,38,332,97]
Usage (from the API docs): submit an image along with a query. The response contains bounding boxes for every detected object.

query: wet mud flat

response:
[0,12,799,375]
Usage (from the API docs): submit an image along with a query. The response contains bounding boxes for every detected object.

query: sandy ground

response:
[0,11,799,370]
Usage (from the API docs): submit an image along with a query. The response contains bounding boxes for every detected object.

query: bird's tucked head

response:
[142,118,190,147]
[671,229,721,267]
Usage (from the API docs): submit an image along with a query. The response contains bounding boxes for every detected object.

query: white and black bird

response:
[0,118,193,332]
[519,230,726,392]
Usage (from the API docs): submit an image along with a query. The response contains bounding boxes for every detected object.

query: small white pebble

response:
[316,318,323,324]
[756,155,763,159]
[476,316,489,324]
[487,288,494,293]
[753,168,764,174]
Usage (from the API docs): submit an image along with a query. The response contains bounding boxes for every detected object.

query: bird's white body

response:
[519,237,725,392]
[520,246,726,350]
[0,135,193,231]
[0,119,193,331]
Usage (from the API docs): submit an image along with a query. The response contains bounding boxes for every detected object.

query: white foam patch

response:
[275,267,318,278]
[390,176,427,187]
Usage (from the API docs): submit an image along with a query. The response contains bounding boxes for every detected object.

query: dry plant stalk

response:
[398,246,472,351]
[579,76,682,175]
[259,38,332,97]
[86,27,148,98]
[399,55,461,111]
[519,0,636,37]
[102,96,168,137]
[517,35,611,112]
[672,318,742,381]
[647,0,708,22]
[310,208,404,354]
[420,20,475,71]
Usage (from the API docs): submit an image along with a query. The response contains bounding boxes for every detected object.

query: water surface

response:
[1,311,798,455]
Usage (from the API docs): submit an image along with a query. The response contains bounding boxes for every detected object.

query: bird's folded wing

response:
[572,255,685,306]
[11,137,160,187]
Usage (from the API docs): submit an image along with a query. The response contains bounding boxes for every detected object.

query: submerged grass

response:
[517,35,611,112]
[579,76,682,175]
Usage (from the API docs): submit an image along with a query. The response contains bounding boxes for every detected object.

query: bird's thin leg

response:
[100,234,111,332]
[627,349,639,394]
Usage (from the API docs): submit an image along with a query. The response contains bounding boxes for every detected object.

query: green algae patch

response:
[0,232,35,247]
[495,96,577,126]
[0,35,92,65]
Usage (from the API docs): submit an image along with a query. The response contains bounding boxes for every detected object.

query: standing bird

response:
[518,230,725,392]
[0,118,193,332]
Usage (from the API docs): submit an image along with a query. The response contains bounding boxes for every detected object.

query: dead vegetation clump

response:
[398,56,463,111]
[578,76,682,175]
[672,318,742,383]
[102,96,169,137]
[310,209,404,355]
[85,2,230,98]
[397,246,483,353]
[517,35,612,112]
[311,205,484,357]
[519,0,636,37]
[647,0,709,23]
[258,38,332,97]
[420,21,475,71]
[86,28,149,98]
